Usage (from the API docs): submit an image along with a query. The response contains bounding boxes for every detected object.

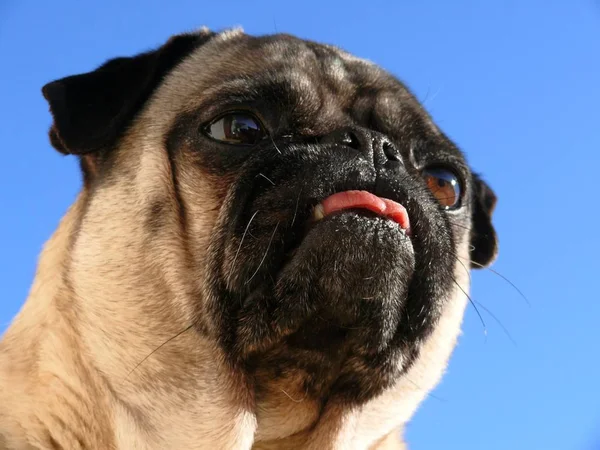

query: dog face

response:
[40,28,497,445]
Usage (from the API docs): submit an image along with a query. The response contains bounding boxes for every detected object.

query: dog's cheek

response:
[177,158,230,254]
[142,143,237,334]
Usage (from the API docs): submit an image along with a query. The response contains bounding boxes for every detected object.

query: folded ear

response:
[470,173,498,268]
[42,29,215,155]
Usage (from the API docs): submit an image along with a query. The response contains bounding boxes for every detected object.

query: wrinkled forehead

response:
[150,31,427,127]
[171,31,386,98]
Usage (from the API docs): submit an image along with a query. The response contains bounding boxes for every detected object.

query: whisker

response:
[269,133,282,154]
[469,259,531,307]
[125,324,194,380]
[257,173,276,186]
[420,85,442,107]
[406,377,447,403]
[445,220,475,233]
[280,387,307,403]
[452,276,487,337]
[473,300,518,347]
[453,250,531,308]
[246,222,280,285]
[291,187,303,227]
[453,251,472,285]
[232,210,260,273]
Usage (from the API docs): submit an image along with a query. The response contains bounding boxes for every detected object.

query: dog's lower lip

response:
[313,190,411,233]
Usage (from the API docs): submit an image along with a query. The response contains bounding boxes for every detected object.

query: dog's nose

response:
[320,127,402,167]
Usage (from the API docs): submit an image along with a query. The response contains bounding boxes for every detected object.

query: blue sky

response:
[1,1,599,449]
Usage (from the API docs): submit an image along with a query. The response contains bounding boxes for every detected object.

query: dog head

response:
[40,27,497,446]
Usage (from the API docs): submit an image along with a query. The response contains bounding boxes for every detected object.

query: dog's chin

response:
[231,210,419,401]
[273,211,415,353]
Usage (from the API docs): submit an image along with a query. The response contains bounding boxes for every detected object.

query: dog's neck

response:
[0,193,118,448]
[0,191,406,449]
[0,192,252,448]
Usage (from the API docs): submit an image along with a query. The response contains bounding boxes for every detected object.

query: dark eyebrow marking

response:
[195,74,326,132]
[202,76,301,107]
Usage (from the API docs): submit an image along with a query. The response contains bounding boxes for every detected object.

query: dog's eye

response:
[203,112,266,145]
[423,167,461,209]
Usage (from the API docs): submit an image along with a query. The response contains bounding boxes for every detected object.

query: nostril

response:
[320,129,363,150]
[322,128,401,167]
[382,141,400,161]
[343,131,361,150]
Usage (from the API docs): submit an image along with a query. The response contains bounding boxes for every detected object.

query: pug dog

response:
[0,27,498,449]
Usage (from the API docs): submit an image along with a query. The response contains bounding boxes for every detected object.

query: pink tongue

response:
[321,190,410,231]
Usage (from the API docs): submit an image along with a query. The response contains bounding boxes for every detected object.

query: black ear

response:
[470,173,498,268]
[42,29,215,155]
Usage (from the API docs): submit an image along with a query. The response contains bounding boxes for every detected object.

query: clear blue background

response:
[1,1,599,449]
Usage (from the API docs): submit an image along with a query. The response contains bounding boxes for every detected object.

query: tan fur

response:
[0,29,474,449]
